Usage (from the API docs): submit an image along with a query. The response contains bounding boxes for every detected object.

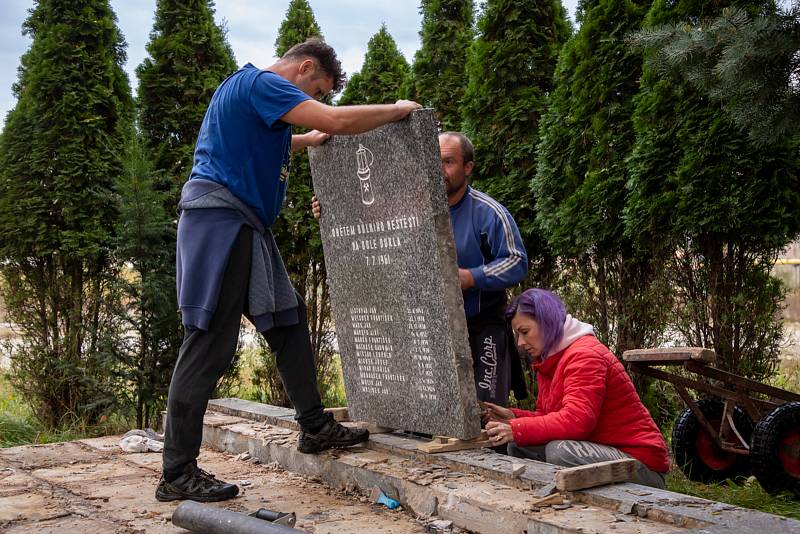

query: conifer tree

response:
[411,0,475,130]
[276,0,322,49]
[462,0,571,282]
[136,0,236,209]
[128,0,236,422]
[625,0,800,379]
[339,25,411,105]
[263,0,340,406]
[534,0,667,355]
[114,135,176,428]
[630,2,800,145]
[0,0,133,427]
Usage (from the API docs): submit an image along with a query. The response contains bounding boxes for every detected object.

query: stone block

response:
[309,109,480,439]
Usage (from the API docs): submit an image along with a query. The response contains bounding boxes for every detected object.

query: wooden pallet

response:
[417,431,493,453]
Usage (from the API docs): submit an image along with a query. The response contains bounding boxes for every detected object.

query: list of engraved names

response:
[350,307,405,395]
[347,305,436,402]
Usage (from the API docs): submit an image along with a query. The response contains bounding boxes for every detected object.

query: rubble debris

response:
[427,518,454,533]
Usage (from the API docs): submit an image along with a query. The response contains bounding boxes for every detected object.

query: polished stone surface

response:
[309,109,481,439]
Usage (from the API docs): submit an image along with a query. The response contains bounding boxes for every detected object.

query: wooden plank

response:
[735,393,764,423]
[676,385,724,447]
[630,364,780,412]
[684,361,800,403]
[554,458,638,492]
[417,431,492,453]
[622,347,716,364]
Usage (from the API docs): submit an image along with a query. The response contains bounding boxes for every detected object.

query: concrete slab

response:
[0,437,434,533]
[0,468,38,496]
[0,493,63,522]
[33,460,151,484]
[208,398,297,428]
[76,435,125,453]
[117,450,163,470]
[5,517,125,534]
[0,442,98,469]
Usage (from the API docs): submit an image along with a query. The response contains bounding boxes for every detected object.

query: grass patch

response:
[232,346,348,408]
[0,374,128,448]
[666,471,800,520]
[0,412,39,447]
[319,355,347,408]
[0,375,43,447]
[770,357,800,394]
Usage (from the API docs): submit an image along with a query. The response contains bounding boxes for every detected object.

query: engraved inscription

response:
[407,306,438,401]
[350,306,407,395]
[329,215,420,269]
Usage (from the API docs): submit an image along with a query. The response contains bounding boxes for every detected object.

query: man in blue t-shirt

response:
[440,132,528,408]
[158,38,420,503]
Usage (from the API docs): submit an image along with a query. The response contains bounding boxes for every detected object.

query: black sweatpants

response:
[468,317,511,407]
[162,226,327,478]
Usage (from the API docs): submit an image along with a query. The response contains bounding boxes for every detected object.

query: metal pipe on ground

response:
[172,501,301,534]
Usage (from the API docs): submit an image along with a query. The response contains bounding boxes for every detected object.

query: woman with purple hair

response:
[483,289,669,488]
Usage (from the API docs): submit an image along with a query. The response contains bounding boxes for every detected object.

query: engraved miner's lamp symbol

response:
[356,143,375,206]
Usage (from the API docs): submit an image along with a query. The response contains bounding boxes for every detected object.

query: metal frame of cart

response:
[622,347,800,494]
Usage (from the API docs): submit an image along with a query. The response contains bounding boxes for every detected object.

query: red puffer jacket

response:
[509,335,669,472]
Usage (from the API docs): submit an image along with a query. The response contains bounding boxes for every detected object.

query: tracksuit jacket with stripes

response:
[449,186,528,319]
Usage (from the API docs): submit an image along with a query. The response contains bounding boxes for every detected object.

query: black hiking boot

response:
[155,462,239,502]
[297,416,370,454]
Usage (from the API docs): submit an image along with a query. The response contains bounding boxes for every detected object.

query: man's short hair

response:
[282,38,346,94]
[440,132,474,164]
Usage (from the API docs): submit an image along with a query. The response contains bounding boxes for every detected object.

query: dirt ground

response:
[0,436,429,533]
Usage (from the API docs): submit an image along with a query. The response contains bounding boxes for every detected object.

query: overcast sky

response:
[0,0,578,126]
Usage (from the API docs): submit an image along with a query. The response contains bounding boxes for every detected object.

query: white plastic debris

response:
[119,429,164,453]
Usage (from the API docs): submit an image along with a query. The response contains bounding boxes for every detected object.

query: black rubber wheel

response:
[750,401,800,496]
[672,398,753,483]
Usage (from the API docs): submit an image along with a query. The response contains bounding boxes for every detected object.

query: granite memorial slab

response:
[308,109,481,439]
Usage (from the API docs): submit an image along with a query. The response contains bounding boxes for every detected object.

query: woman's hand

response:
[481,401,515,424]
[485,421,513,446]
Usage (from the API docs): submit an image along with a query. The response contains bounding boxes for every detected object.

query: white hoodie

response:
[546,314,595,359]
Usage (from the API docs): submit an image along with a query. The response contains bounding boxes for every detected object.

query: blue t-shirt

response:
[189,63,311,227]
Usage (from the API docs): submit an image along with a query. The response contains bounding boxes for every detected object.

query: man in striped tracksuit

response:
[440,132,528,407]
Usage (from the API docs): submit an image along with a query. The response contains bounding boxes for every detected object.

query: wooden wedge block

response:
[530,492,564,507]
[417,431,492,453]
[554,458,638,492]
